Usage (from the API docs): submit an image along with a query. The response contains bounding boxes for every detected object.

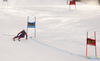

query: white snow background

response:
[0,0,100,61]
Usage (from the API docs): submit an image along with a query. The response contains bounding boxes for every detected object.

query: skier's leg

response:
[18,35,24,41]
[13,36,18,41]
[18,37,21,41]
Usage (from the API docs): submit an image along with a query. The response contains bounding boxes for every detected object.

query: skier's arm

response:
[17,32,21,36]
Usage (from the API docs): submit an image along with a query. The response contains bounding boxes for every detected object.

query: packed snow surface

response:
[0,0,100,61]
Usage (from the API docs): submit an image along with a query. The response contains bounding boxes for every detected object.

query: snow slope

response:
[0,1,100,61]
[0,0,66,7]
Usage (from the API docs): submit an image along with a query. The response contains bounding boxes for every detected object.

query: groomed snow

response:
[0,1,100,61]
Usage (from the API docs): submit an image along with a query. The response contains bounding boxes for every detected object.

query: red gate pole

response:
[86,43,88,58]
[95,45,97,58]
[69,5,70,10]
[69,0,70,10]
[75,0,76,10]
[94,31,97,58]
[86,32,88,58]
[74,0,76,10]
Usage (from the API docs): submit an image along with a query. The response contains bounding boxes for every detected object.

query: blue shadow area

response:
[30,36,100,60]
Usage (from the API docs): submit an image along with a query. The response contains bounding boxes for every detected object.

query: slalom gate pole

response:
[94,31,97,58]
[34,16,36,38]
[27,16,29,34]
[86,31,97,59]
[86,32,88,58]
[67,0,68,4]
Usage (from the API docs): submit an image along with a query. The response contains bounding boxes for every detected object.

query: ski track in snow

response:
[0,1,100,61]
[30,36,100,60]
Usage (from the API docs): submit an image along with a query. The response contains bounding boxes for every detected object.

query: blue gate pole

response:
[34,16,36,38]
[27,16,29,35]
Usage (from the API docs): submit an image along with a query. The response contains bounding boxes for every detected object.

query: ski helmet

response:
[22,29,25,32]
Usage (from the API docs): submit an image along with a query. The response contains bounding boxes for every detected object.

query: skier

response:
[13,29,28,41]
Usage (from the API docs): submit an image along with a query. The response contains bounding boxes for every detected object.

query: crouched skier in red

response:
[13,29,28,41]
